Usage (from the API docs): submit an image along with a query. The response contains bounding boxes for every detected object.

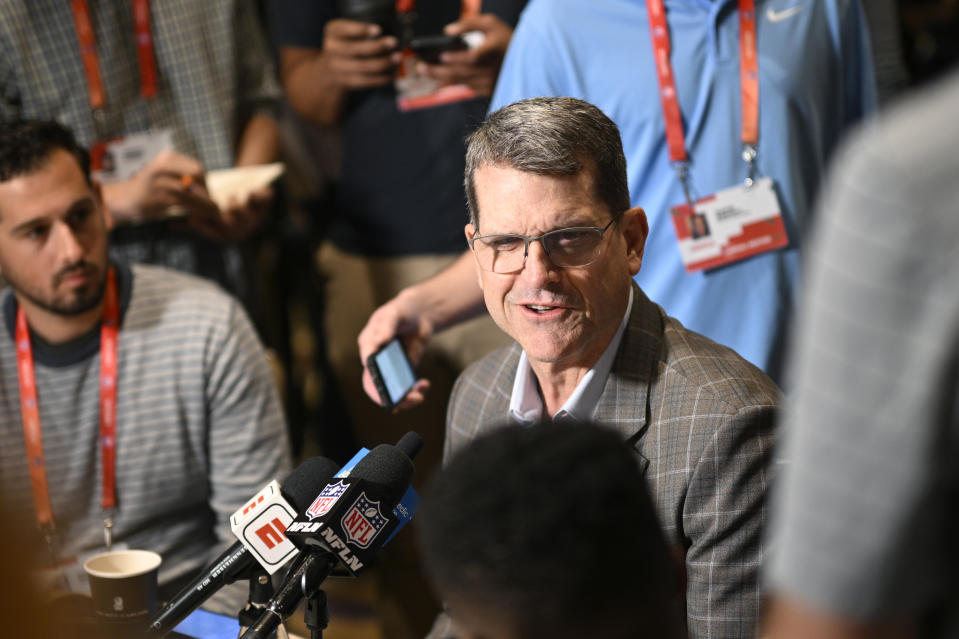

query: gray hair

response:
[464,97,630,229]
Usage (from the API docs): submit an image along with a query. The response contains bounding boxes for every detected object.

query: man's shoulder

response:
[445,342,521,457]
[124,263,254,343]
[129,263,241,316]
[655,314,781,413]
[834,70,959,216]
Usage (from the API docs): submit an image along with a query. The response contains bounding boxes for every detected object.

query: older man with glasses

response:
[428,97,781,639]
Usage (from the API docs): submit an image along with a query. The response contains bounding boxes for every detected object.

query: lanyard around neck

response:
[646,0,759,202]
[70,0,158,113]
[16,267,120,535]
[395,0,482,15]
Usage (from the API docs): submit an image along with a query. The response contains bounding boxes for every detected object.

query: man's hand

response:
[102,150,231,241]
[415,14,514,96]
[102,150,273,242]
[101,150,211,224]
[218,186,274,241]
[322,19,401,91]
[358,290,434,411]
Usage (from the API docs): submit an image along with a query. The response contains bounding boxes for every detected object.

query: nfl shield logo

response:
[306,480,349,519]
[341,493,389,549]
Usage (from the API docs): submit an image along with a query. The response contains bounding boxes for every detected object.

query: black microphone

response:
[239,433,422,639]
[147,456,340,636]
[396,430,424,461]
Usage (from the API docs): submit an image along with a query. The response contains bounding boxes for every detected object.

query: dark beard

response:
[16,264,108,317]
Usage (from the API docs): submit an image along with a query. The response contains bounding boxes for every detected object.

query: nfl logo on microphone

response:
[342,494,388,548]
[306,480,349,519]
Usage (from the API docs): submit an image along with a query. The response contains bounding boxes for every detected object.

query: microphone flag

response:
[229,480,300,575]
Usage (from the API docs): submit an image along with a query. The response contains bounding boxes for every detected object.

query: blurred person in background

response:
[764,68,959,638]
[0,0,281,323]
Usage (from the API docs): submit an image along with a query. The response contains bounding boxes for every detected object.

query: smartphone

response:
[367,337,417,410]
[408,33,467,64]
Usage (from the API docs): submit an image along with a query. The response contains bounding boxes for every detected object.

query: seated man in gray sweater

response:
[0,119,291,613]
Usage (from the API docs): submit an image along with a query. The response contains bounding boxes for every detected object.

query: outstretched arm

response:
[357,251,485,410]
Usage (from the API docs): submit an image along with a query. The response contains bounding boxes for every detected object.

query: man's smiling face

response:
[466,163,645,372]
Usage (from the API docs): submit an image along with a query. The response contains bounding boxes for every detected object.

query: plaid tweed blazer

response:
[441,284,780,638]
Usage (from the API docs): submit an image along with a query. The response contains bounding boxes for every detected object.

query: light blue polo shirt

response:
[490,0,877,384]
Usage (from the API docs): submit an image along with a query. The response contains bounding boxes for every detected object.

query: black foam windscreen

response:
[281,456,341,509]
[350,444,414,506]
[396,431,423,462]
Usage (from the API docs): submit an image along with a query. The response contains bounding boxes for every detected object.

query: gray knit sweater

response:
[0,263,291,612]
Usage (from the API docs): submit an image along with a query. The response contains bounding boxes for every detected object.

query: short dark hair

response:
[464,97,631,230]
[418,422,681,639]
[0,120,92,185]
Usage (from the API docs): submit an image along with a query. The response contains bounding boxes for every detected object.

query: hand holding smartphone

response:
[408,33,467,64]
[366,338,417,410]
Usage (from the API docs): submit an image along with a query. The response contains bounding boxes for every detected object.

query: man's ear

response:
[621,206,648,276]
[464,223,484,288]
[93,180,114,230]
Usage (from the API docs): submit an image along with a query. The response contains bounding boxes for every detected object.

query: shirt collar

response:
[509,287,634,423]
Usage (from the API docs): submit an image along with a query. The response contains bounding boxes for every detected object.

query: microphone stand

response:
[239,552,338,639]
[303,588,330,639]
[238,570,288,639]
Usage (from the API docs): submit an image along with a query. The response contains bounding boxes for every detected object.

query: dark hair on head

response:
[0,120,92,185]
[418,421,682,639]
[464,97,631,230]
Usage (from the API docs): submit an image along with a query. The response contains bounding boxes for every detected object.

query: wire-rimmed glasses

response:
[468,213,622,274]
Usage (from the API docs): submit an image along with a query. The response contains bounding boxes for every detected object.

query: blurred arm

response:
[280,19,398,127]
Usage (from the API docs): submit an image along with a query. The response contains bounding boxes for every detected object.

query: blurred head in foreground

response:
[418,421,683,639]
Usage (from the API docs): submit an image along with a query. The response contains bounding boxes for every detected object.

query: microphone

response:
[147,456,340,636]
[396,430,423,461]
[239,432,422,639]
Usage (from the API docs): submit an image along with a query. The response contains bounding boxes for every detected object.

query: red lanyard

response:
[70,0,158,112]
[16,267,119,540]
[646,0,759,203]
[395,0,481,14]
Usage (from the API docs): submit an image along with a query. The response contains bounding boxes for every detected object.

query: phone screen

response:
[172,608,240,639]
[373,339,417,405]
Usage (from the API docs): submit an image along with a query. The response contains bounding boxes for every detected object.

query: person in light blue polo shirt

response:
[488,0,877,382]
[357,0,877,393]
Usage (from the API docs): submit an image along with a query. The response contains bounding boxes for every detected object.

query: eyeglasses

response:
[468,213,622,274]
